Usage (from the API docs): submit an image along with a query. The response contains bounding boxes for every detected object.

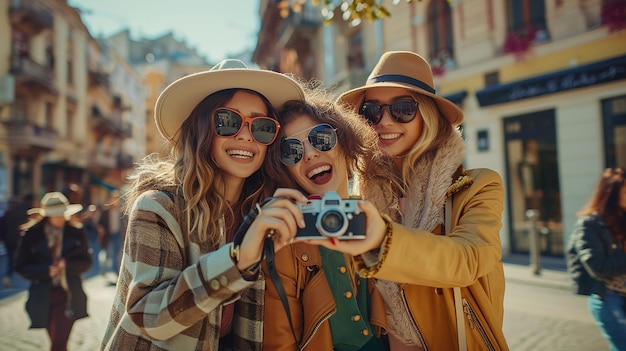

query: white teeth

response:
[227,149,253,158]
[307,165,330,179]
[379,133,401,140]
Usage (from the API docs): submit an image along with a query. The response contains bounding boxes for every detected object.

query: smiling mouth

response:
[308,165,331,179]
[379,133,401,140]
[227,149,254,159]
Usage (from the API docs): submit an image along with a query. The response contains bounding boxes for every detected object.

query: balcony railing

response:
[88,69,110,89]
[10,0,53,34]
[278,6,321,45]
[10,55,56,92]
[4,119,58,151]
[117,153,134,168]
[91,105,130,137]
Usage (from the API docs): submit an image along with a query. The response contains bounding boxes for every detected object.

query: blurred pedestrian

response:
[97,190,122,276]
[1,194,33,288]
[567,167,626,351]
[14,192,93,351]
[64,183,99,251]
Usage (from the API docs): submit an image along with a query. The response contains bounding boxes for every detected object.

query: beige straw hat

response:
[154,59,305,143]
[338,51,464,126]
[27,192,82,218]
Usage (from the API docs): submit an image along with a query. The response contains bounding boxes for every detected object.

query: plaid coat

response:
[101,189,265,351]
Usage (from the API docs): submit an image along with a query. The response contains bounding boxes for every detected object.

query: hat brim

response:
[155,69,305,143]
[27,204,83,218]
[338,81,464,126]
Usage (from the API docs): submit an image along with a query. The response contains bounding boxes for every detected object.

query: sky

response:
[67,0,261,64]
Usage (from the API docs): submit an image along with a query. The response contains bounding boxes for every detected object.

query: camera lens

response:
[318,209,346,237]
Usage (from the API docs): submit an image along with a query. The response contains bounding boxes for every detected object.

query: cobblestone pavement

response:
[0,274,117,351]
[0,264,611,351]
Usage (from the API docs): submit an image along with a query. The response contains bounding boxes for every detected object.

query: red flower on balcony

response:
[430,49,456,77]
[601,0,626,33]
[503,25,537,57]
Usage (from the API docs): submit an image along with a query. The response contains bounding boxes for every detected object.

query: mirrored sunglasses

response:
[280,124,338,166]
[213,108,280,145]
[360,100,419,125]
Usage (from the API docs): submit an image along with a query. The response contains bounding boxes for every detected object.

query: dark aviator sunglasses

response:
[360,100,419,125]
[213,108,280,145]
[280,124,338,166]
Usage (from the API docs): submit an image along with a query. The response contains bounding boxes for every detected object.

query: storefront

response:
[470,54,626,259]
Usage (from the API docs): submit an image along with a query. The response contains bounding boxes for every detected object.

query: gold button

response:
[210,279,220,290]
[362,329,369,336]
[301,253,309,262]
[345,291,353,298]
[339,266,347,273]
[219,276,228,286]
[352,315,361,322]
[356,280,361,286]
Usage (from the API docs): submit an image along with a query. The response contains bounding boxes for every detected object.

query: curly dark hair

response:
[264,80,401,213]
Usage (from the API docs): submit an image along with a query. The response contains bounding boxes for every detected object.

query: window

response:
[67,108,74,138]
[44,102,53,129]
[602,95,626,168]
[67,58,73,85]
[348,30,364,69]
[484,71,500,86]
[508,0,546,30]
[322,25,335,83]
[428,0,455,72]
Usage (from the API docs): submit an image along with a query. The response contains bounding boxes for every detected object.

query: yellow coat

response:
[356,168,509,351]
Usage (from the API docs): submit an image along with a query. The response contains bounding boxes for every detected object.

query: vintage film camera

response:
[296,191,366,240]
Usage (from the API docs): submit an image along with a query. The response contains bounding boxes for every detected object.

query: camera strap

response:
[264,239,298,344]
[231,197,299,345]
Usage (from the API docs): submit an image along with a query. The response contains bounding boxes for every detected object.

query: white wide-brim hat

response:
[27,192,82,217]
[154,59,306,143]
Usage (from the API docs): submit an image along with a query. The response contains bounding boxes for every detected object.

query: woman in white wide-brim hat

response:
[101,59,310,351]
[14,192,93,351]
[306,51,509,350]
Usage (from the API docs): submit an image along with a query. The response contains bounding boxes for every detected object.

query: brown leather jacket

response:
[263,243,388,350]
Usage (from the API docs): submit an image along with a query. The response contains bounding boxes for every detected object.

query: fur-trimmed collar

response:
[397,130,471,231]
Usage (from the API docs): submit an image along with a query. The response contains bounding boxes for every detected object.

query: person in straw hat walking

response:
[303,51,508,350]
[14,191,93,351]
[101,59,309,351]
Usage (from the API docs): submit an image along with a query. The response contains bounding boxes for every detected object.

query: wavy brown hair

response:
[124,88,276,247]
[578,167,626,243]
[264,80,400,213]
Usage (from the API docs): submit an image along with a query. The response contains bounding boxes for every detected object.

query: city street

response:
[0,261,610,351]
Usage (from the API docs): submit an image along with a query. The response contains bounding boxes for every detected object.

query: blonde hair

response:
[401,93,455,183]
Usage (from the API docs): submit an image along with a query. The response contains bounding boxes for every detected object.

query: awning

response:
[443,90,468,107]
[90,177,117,191]
[476,54,626,107]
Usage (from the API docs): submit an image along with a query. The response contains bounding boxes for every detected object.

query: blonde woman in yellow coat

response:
[312,51,510,351]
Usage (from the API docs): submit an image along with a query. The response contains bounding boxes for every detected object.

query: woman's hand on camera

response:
[304,200,387,256]
[237,188,308,271]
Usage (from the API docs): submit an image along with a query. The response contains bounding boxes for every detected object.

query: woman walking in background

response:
[568,167,626,351]
[14,192,93,351]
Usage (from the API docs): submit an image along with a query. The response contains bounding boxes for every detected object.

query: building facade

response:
[254,0,626,263]
[0,0,144,208]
